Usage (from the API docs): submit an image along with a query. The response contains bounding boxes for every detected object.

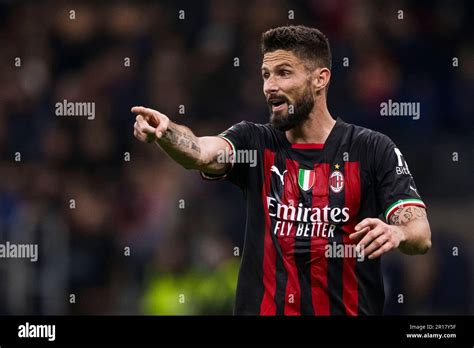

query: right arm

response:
[132,106,230,174]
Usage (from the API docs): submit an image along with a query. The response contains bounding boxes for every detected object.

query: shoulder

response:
[221,120,277,138]
[340,120,394,149]
[232,121,273,132]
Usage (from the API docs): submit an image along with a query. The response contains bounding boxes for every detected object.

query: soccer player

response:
[132,25,431,315]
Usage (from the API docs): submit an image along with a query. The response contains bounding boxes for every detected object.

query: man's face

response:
[262,50,315,131]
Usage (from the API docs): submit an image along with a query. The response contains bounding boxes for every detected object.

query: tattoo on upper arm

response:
[389,206,427,225]
[163,125,201,153]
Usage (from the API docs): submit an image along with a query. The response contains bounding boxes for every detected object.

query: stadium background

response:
[0,0,472,315]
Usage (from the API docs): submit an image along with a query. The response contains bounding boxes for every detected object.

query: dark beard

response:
[268,87,314,132]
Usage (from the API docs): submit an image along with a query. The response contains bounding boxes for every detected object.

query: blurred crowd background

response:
[0,0,472,315]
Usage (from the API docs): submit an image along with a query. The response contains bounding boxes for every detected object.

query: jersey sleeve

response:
[200,121,254,188]
[372,133,426,222]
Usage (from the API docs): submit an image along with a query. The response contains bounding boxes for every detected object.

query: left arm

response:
[349,206,431,259]
[388,205,431,255]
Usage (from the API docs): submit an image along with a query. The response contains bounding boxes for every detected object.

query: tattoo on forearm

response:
[389,206,426,225]
[403,207,413,221]
[391,210,401,224]
[163,124,201,153]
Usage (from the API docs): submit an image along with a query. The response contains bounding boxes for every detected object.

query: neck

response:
[285,101,336,144]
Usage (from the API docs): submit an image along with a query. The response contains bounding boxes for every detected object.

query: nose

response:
[263,76,279,96]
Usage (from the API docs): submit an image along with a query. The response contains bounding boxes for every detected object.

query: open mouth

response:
[269,99,287,111]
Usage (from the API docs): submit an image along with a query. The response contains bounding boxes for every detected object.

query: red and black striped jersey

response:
[201,117,426,315]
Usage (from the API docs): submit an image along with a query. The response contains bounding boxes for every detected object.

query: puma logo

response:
[271,165,287,185]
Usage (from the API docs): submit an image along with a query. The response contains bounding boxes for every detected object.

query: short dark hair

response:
[261,25,332,70]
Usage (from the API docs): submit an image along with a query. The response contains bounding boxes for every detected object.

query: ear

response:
[312,68,331,94]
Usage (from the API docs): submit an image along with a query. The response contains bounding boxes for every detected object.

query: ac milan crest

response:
[329,170,344,193]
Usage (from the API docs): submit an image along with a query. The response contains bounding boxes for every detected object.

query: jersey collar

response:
[282,117,344,150]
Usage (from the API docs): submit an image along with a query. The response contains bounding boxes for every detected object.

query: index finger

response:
[354,218,380,231]
[131,106,160,127]
[348,226,370,241]
[131,106,151,115]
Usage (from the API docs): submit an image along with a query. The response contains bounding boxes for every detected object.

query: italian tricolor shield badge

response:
[298,168,316,191]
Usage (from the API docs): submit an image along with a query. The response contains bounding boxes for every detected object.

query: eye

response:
[281,70,291,76]
[262,72,270,79]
